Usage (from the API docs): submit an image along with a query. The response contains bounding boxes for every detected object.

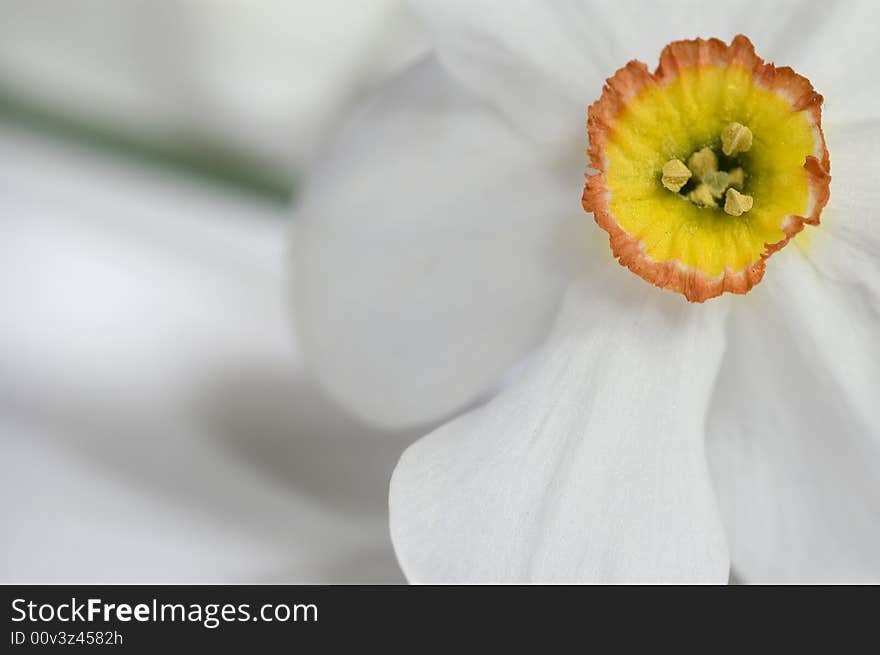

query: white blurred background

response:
[0,0,428,582]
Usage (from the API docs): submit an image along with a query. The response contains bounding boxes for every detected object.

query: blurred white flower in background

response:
[1,1,426,582]
[0,0,426,168]
[295,0,880,583]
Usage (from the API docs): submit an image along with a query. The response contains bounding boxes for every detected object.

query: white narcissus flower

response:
[294,0,880,583]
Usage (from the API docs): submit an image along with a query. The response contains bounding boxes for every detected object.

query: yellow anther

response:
[688,183,717,208]
[661,159,692,192]
[724,188,754,216]
[721,122,753,156]
[727,167,745,190]
[687,147,718,181]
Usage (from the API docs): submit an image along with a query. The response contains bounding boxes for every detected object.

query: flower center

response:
[582,36,830,302]
[661,123,754,216]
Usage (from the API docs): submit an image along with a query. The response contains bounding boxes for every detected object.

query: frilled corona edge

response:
[582,35,831,302]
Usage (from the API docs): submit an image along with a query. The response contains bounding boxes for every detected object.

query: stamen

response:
[727,167,745,190]
[687,147,718,181]
[688,184,716,207]
[721,122,753,157]
[661,159,692,192]
[724,188,754,216]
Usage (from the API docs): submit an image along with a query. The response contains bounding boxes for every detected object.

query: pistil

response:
[702,171,731,198]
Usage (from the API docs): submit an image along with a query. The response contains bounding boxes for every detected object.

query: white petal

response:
[707,100,880,584]
[707,247,880,582]
[792,120,880,426]
[808,120,880,305]
[775,0,880,125]
[411,0,805,154]
[294,56,581,429]
[390,272,731,583]
[410,0,605,155]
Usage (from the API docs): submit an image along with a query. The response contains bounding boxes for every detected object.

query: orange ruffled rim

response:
[582,35,831,303]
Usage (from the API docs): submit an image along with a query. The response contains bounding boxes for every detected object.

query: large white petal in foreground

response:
[707,246,880,582]
[295,57,580,429]
[390,270,731,583]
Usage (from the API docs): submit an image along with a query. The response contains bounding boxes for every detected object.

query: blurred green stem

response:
[0,84,295,206]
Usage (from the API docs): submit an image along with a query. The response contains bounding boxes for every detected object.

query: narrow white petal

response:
[790,120,880,429]
[809,121,880,305]
[390,272,731,583]
[295,57,581,429]
[707,251,880,582]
